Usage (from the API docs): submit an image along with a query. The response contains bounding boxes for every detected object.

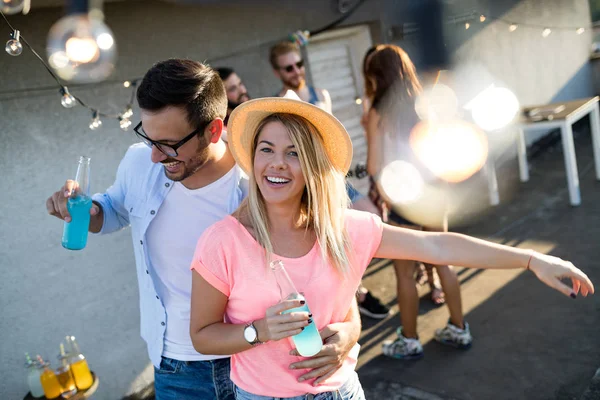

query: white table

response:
[515,97,600,206]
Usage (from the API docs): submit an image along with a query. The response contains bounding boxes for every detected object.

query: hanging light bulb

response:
[5,30,23,56]
[47,0,117,83]
[59,87,77,108]
[119,116,132,131]
[479,14,486,22]
[542,28,552,37]
[577,27,585,35]
[465,22,470,30]
[123,80,131,88]
[122,105,133,119]
[89,110,102,130]
[509,24,518,32]
[1,0,25,14]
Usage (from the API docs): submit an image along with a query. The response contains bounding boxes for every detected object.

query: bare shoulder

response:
[368,106,380,120]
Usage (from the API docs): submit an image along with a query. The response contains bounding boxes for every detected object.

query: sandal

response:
[415,263,428,286]
[430,286,445,306]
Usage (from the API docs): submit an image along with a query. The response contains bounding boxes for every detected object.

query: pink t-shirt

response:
[191,209,383,397]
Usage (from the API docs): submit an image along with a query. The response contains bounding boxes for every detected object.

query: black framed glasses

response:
[133,122,204,157]
[279,60,304,73]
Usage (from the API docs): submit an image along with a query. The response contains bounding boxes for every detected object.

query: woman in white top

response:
[363,44,472,359]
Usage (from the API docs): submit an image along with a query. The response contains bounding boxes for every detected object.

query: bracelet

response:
[526,252,534,270]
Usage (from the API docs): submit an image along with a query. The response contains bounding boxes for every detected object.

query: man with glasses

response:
[270,41,332,113]
[46,59,362,400]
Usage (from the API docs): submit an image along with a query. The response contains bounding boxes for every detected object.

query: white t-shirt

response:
[146,165,248,361]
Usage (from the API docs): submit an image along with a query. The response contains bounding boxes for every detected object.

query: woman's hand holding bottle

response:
[253,299,311,343]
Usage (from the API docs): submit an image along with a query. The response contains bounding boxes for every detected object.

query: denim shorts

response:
[154,356,234,400]
[233,370,365,400]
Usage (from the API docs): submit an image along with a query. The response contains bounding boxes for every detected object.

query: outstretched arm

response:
[376,224,594,298]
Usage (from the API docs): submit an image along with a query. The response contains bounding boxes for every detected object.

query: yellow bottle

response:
[37,356,62,400]
[56,343,77,399]
[65,336,93,390]
[70,358,93,390]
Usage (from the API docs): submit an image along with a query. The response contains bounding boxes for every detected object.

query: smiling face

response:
[253,120,306,207]
[141,106,213,182]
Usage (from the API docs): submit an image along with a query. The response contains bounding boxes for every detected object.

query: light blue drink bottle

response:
[24,353,45,398]
[62,156,92,250]
[270,260,323,357]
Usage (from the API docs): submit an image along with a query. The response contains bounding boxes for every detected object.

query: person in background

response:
[216,67,250,126]
[269,41,332,113]
[360,46,446,307]
[363,44,472,359]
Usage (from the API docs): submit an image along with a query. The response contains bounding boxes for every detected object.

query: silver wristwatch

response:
[243,322,262,346]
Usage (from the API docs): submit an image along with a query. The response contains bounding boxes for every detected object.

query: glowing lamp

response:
[47,8,116,83]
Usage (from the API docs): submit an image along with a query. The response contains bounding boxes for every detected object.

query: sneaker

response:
[358,291,390,319]
[434,321,473,349]
[382,327,424,360]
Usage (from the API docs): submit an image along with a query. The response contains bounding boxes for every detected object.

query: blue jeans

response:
[346,182,364,204]
[233,370,365,400]
[154,356,234,400]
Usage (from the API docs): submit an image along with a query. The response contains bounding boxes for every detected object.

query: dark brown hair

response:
[215,66,235,81]
[137,59,227,131]
[362,45,377,99]
[365,44,422,111]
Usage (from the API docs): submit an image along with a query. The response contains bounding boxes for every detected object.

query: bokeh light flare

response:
[378,160,424,205]
[47,14,116,83]
[465,85,520,131]
[1,0,24,14]
[410,120,488,183]
[415,84,458,122]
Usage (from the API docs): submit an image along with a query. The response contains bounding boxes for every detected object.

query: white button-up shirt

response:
[92,143,247,367]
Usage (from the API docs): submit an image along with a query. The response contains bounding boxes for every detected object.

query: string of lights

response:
[1,9,136,131]
[398,9,590,37]
[457,11,589,37]
[1,2,592,132]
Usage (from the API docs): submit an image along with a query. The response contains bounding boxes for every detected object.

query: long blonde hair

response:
[236,113,351,273]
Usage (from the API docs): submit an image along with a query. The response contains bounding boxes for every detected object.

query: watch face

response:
[244,325,257,342]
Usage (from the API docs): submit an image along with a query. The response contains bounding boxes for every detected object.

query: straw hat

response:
[227,90,353,176]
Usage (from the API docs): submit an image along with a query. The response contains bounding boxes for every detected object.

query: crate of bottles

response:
[23,336,98,399]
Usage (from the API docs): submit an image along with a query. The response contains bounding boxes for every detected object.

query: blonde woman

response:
[189,94,593,400]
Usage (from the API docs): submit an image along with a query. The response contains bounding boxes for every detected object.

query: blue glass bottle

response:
[270,260,322,357]
[62,156,92,250]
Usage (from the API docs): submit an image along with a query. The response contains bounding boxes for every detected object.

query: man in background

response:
[216,67,250,126]
[269,41,332,113]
